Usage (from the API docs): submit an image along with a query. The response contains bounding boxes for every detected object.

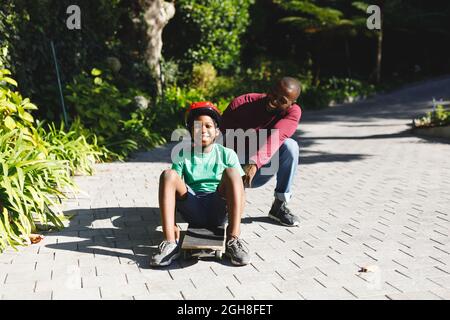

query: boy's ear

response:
[215,127,220,138]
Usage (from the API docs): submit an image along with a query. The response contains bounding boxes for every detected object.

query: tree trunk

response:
[375,1,383,83]
[375,25,383,83]
[142,0,175,96]
[312,39,321,87]
[345,38,352,78]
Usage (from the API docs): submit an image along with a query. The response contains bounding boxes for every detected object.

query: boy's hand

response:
[242,164,257,188]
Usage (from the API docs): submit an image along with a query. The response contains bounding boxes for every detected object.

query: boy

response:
[150,101,251,267]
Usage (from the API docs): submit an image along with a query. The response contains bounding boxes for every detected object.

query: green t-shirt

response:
[171,143,245,193]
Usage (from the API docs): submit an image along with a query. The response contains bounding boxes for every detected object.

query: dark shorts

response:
[176,185,228,228]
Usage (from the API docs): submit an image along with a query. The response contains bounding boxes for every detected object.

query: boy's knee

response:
[223,167,241,179]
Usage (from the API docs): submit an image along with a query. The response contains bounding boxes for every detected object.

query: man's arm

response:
[249,105,302,169]
[220,93,265,132]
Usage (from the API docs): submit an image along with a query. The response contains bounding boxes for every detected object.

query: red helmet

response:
[185,101,221,129]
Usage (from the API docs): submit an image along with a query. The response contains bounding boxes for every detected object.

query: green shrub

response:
[65,68,141,159]
[121,108,167,150]
[414,104,450,128]
[66,67,175,159]
[191,62,217,92]
[0,69,105,252]
[62,117,113,162]
[65,68,132,140]
[0,69,38,134]
[158,85,206,133]
[37,121,103,176]
[0,0,133,120]
[300,86,333,109]
[323,77,375,104]
[176,0,255,72]
[0,129,77,251]
[300,77,375,109]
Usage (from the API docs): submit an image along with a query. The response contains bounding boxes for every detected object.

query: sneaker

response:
[268,199,300,227]
[225,236,251,266]
[150,240,180,267]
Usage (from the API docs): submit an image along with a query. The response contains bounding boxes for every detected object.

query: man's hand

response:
[242,164,258,188]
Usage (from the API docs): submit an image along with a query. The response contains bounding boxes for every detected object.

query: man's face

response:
[192,115,218,147]
[266,84,299,113]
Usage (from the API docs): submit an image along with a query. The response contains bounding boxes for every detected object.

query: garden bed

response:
[412,102,450,140]
[412,125,450,140]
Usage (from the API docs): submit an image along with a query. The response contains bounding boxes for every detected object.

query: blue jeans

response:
[249,138,299,202]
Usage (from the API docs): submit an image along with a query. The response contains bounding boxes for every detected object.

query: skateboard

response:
[181,226,226,260]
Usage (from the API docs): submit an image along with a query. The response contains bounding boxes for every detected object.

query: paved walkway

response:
[1,77,450,300]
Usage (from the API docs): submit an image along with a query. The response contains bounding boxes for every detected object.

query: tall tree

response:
[353,1,384,83]
[142,0,175,95]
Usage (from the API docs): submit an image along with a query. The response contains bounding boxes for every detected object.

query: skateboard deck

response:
[181,226,226,259]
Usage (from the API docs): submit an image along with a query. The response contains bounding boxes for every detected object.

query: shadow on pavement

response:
[299,151,369,165]
[240,216,287,227]
[44,207,238,270]
[300,129,412,141]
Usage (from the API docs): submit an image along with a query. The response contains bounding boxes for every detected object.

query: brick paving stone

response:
[81,274,127,288]
[99,283,149,299]
[52,287,101,300]
[0,282,36,295]
[386,290,445,300]
[4,270,52,284]
[2,291,52,300]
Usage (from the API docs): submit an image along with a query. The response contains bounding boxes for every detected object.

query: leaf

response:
[94,77,103,85]
[2,77,18,87]
[4,116,16,130]
[352,1,369,12]
[2,100,18,112]
[0,69,12,76]
[23,102,38,110]
[21,111,34,123]
[16,167,25,192]
[91,68,102,76]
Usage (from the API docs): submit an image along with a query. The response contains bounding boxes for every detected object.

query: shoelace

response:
[280,202,294,217]
[158,240,174,253]
[228,237,249,253]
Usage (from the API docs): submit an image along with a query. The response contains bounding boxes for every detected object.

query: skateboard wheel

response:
[215,250,223,259]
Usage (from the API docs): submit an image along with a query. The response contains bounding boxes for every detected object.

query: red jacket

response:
[220,93,302,168]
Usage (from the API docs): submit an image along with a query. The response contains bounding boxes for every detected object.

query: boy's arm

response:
[171,161,183,178]
[171,147,185,178]
[226,150,245,176]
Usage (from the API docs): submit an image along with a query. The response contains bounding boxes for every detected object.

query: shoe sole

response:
[150,251,180,267]
[225,252,251,266]
[268,213,299,227]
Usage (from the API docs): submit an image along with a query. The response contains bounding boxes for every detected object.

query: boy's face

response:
[192,115,219,147]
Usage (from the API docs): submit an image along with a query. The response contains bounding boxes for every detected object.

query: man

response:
[220,77,302,227]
